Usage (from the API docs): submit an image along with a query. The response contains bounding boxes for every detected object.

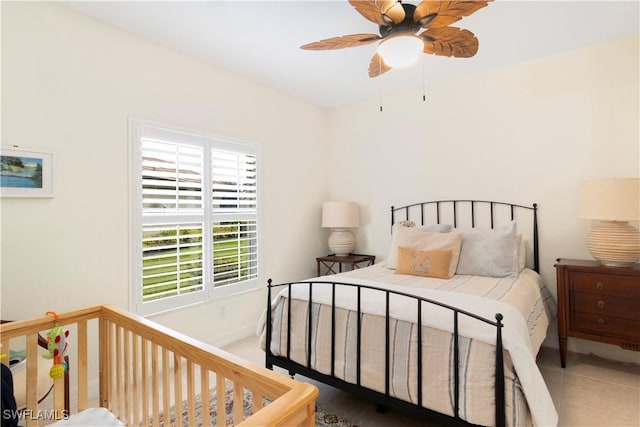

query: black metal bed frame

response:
[265,200,539,427]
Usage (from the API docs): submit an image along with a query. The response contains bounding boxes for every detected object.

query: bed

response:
[260,200,558,427]
[0,305,317,426]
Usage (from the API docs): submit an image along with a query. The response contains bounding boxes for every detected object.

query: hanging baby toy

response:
[42,311,69,379]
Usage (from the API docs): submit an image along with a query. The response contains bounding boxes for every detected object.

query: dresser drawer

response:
[573,292,640,321]
[570,272,640,297]
[557,259,640,367]
[573,312,640,341]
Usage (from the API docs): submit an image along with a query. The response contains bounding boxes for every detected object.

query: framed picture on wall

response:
[0,147,54,197]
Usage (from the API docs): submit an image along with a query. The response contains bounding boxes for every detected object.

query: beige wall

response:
[2,2,639,364]
[326,35,640,362]
[0,1,328,344]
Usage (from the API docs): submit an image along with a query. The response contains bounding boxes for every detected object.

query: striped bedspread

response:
[333,264,556,354]
[260,265,557,427]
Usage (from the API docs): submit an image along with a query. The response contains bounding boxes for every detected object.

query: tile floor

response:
[221,336,640,427]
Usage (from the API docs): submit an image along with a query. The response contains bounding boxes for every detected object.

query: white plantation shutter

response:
[142,140,203,213]
[212,220,258,286]
[210,149,258,288]
[131,119,260,315]
[142,223,204,302]
[211,150,257,212]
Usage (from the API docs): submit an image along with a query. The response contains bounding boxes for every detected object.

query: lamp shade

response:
[580,178,640,220]
[376,35,423,68]
[321,202,359,228]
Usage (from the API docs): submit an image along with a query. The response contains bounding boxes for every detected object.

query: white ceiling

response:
[62,1,639,108]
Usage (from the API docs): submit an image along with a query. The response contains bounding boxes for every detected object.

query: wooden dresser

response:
[555,258,640,367]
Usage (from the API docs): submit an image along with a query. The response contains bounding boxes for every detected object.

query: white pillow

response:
[418,223,452,233]
[455,221,520,277]
[387,224,461,277]
[387,223,452,268]
[518,236,526,272]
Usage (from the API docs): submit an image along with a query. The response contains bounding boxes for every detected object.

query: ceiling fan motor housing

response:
[379,3,420,38]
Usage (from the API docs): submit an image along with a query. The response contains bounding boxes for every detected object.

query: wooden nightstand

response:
[316,254,375,276]
[555,258,640,368]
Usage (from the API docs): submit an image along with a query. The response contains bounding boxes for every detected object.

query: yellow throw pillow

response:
[395,247,453,279]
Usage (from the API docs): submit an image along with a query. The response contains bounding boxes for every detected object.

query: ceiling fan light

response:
[377,35,423,68]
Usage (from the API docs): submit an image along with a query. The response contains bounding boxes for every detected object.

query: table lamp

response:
[322,202,359,257]
[580,178,640,267]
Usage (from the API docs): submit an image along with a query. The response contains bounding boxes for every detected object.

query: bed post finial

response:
[390,206,395,232]
[266,279,273,369]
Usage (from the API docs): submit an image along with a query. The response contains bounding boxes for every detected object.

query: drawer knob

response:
[597,300,605,309]
[596,282,604,290]
[597,319,606,327]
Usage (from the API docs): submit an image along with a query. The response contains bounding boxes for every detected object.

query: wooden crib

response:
[0,305,318,426]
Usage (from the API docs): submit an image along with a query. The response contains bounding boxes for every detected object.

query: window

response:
[130,119,259,315]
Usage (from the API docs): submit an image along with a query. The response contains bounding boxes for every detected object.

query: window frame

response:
[129,118,261,316]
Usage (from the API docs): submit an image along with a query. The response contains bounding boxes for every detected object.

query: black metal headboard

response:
[391,200,539,273]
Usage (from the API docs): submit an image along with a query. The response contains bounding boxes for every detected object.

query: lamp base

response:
[586,221,640,267]
[328,228,355,257]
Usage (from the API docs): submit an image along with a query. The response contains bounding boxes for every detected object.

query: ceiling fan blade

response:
[420,27,479,57]
[413,0,492,28]
[349,0,405,26]
[301,33,381,50]
[368,52,392,78]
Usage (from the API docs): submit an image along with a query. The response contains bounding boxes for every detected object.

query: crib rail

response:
[1,305,317,427]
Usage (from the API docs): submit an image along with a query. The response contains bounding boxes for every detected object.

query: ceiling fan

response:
[301,0,493,78]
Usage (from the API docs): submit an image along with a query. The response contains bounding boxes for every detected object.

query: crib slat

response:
[233,381,243,424]
[110,322,116,414]
[26,333,39,427]
[77,320,88,412]
[253,388,264,412]
[99,318,109,409]
[200,367,211,426]
[151,343,160,426]
[216,374,225,424]
[132,333,140,427]
[54,376,65,415]
[141,338,150,427]
[115,325,123,418]
[162,348,170,426]
[123,330,131,425]
[187,361,196,426]
[174,353,183,427]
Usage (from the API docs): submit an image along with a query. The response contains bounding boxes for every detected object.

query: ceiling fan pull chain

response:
[422,60,427,102]
[379,72,383,112]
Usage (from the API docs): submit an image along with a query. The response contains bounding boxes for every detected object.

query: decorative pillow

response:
[387,223,453,268]
[395,247,453,279]
[455,221,520,277]
[386,224,462,277]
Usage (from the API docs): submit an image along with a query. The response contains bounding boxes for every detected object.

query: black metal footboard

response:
[265,279,506,427]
